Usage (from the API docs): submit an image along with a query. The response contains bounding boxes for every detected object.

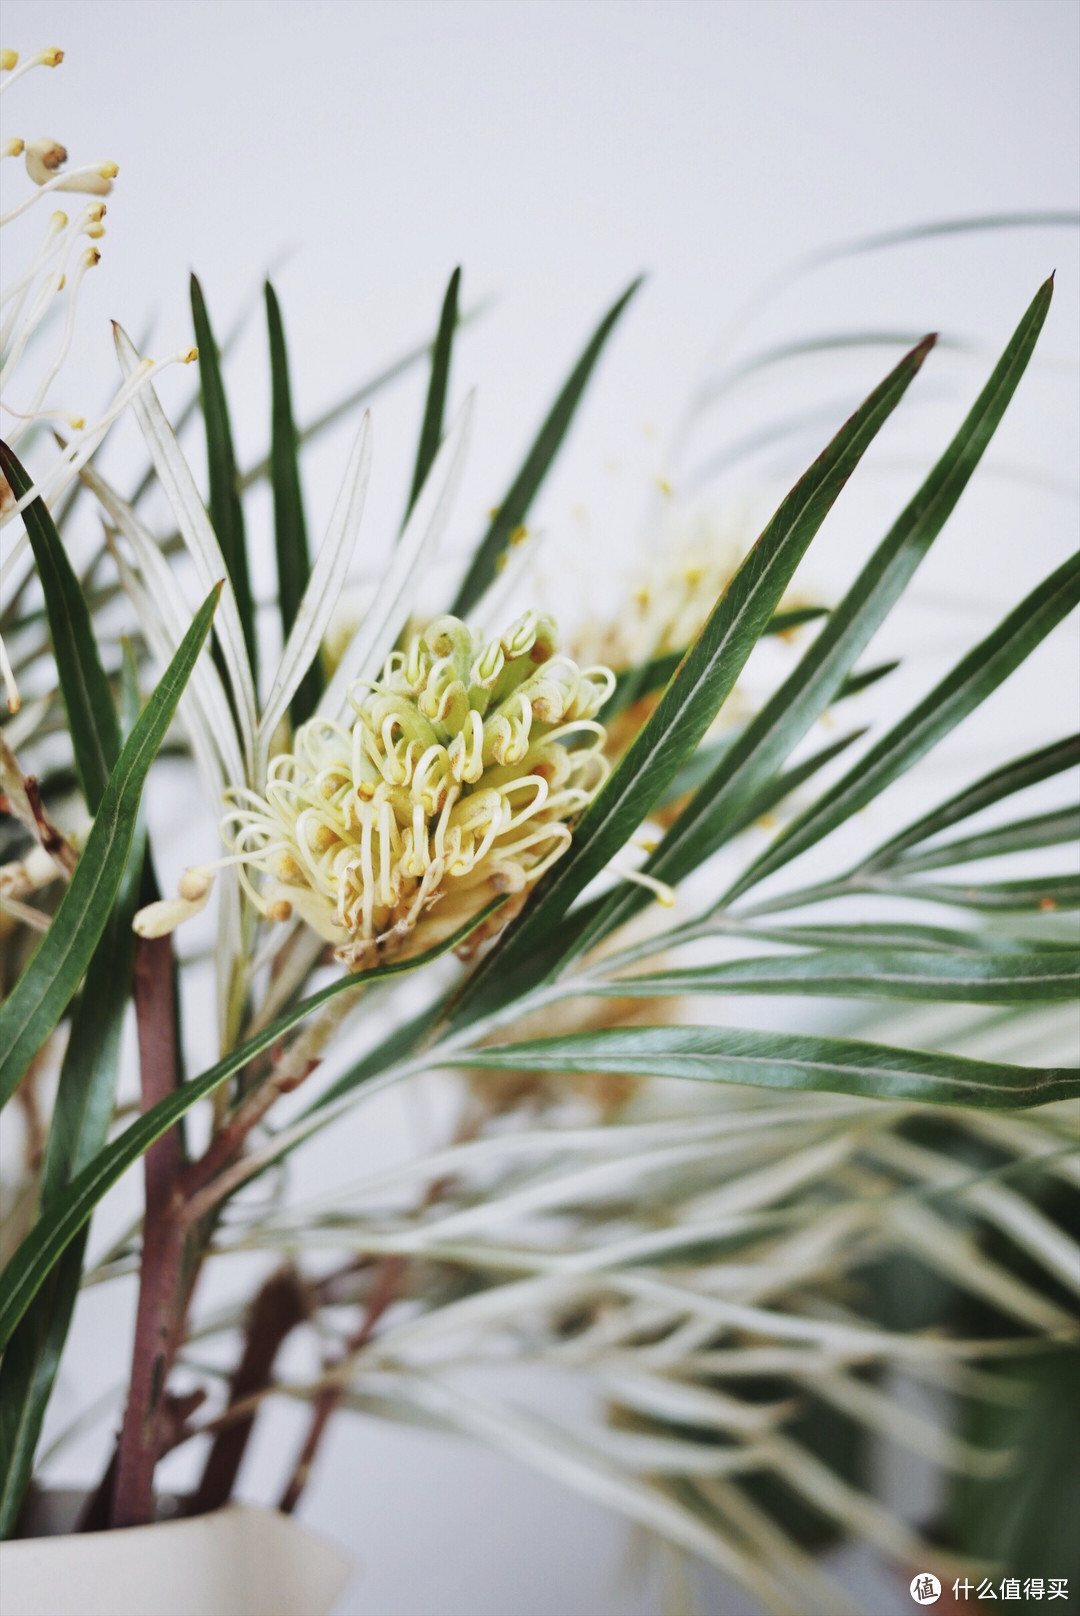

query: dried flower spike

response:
[221,612,615,970]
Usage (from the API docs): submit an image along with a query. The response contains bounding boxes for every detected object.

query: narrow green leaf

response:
[725,549,1080,905]
[0,808,145,1536]
[889,808,1080,876]
[803,212,1079,270]
[451,278,643,617]
[837,660,900,700]
[0,901,501,1351]
[265,281,319,722]
[190,275,257,682]
[722,921,1074,956]
[601,608,830,724]
[863,735,1080,871]
[404,267,460,526]
[657,672,883,812]
[238,298,491,495]
[0,442,120,811]
[452,1026,1078,1109]
[863,873,1080,913]
[722,729,866,837]
[639,280,1055,926]
[475,333,935,991]
[0,586,220,1110]
[592,949,1078,1005]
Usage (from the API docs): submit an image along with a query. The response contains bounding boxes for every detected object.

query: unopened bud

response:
[25,138,68,185]
[1,49,19,71]
[178,866,214,903]
[133,867,215,937]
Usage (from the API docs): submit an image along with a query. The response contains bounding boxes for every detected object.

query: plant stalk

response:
[110,935,187,1528]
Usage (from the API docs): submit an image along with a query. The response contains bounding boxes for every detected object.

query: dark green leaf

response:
[592,949,1078,1005]
[720,921,1074,956]
[722,729,866,837]
[0,799,145,1536]
[451,278,642,616]
[0,586,220,1111]
[864,873,1080,913]
[265,281,320,722]
[452,1025,1078,1109]
[0,900,502,1351]
[837,660,899,700]
[190,275,257,682]
[0,442,120,811]
[889,808,1080,876]
[483,333,935,987]
[601,609,830,724]
[404,267,460,526]
[239,298,491,495]
[647,280,1054,920]
[863,735,1080,870]
[725,549,1080,904]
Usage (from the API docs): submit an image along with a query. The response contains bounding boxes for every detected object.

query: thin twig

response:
[279,1258,407,1515]
[181,986,364,1224]
[186,1268,310,1516]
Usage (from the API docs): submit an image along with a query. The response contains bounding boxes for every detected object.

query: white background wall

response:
[3,3,1078,1613]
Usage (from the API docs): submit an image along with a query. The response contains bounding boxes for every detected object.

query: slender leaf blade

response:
[0,795,145,1535]
[719,921,1075,956]
[265,280,320,721]
[190,276,257,682]
[862,735,1080,870]
[451,278,642,616]
[0,442,120,811]
[405,267,461,526]
[0,586,220,1109]
[601,608,830,724]
[0,902,502,1350]
[888,808,1080,875]
[477,333,935,990]
[861,873,1080,913]
[725,551,1080,904]
[592,949,1079,1005]
[632,280,1055,928]
[453,1026,1078,1109]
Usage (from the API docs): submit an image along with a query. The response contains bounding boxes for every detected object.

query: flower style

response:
[219,612,614,970]
[1,45,195,717]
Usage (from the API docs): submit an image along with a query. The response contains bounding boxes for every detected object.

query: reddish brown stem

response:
[278,1257,406,1515]
[186,1268,310,1517]
[111,935,187,1529]
[180,1052,317,1213]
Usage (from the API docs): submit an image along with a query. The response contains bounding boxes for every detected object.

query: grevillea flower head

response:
[219,612,615,970]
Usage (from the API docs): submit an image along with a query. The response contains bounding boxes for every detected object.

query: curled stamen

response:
[217,613,615,968]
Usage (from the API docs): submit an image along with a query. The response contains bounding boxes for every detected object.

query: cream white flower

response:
[218,612,614,970]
